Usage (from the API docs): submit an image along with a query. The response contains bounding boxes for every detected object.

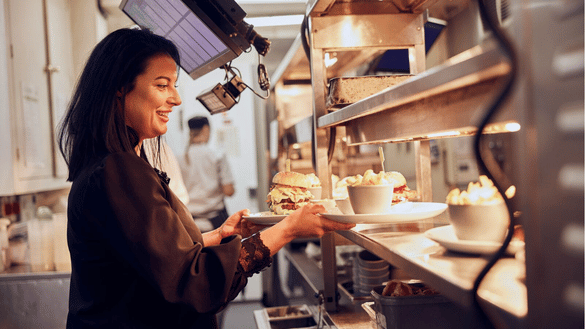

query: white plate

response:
[243,211,286,225]
[424,225,525,255]
[319,202,447,224]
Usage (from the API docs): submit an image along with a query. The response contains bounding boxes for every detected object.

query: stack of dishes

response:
[356,250,389,294]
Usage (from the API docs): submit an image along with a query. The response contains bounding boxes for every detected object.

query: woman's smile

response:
[123,53,181,142]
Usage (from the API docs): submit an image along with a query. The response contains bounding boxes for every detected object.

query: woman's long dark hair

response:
[58,28,180,181]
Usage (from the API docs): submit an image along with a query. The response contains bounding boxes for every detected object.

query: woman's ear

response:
[116,90,123,99]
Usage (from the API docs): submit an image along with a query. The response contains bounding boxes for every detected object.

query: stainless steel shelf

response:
[281,246,323,296]
[306,0,469,20]
[270,34,310,85]
[280,246,377,329]
[283,115,313,145]
[318,40,515,145]
[335,223,527,328]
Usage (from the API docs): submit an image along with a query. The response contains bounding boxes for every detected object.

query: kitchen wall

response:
[0,0,13,195]
[169,54,263,215]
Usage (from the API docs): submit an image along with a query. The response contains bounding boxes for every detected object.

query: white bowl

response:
[447,203,510,242]
[334,198,354,215]
[308,187,322,200]
[347,184,394,214]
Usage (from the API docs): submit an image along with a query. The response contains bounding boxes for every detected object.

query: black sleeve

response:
[95,152,267,313]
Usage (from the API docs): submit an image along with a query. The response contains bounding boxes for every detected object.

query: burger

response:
[266,171,314,215]
[384,171,417,204]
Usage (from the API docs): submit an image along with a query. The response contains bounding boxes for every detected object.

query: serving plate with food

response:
[424,225,524,255]
[319,169,446,223]
[248,170,323,225]
[320,202,447,224]
[265,170,315,216]
[243,212,287,225]
[425,175,524,255]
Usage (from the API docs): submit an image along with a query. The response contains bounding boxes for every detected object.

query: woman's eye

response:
[157,84,168,89]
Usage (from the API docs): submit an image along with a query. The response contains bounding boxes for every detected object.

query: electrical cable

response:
[221,61,270,100]
[300,14,337,165]
[327,127,336,164]
[239,80,270,99]
[301,15,311,61]
[472,0,519,326]
[257,53,270,91]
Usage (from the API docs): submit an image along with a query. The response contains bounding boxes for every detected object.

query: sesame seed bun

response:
[272,171,312,189]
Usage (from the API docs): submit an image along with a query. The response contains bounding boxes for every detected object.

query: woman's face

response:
[123,54,181,143]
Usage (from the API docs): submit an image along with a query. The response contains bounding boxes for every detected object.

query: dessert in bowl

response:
[346,169,414,214]
[446,175,514,242]
[348,184,395,214]
[447,203,509,242]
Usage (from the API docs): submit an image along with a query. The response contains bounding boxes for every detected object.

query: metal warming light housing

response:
[197,75,246,114]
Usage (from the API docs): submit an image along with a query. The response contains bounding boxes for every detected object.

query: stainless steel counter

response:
[279,221,526,329]
[0,267,70,329]
[280,246,373,329]
[336,224,526,328]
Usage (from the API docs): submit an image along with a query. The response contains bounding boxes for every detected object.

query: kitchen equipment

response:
[28,207,55,272]
[0,218,10,272]
[371,284,465,329]
[261,305,317,329]
[357,250,389,294]
[52,213,71,271]
[327,75,413,109]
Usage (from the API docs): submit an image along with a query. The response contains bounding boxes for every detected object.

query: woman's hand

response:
[218,209,249,239]
[259,204,355,256]
[218,209,269,240]
[203,209,262,246]
[280,203,355,240]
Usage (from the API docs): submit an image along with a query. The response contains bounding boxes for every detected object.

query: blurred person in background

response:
[180,116,234,230]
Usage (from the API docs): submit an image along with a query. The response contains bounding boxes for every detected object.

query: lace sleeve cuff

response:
[237,232,272,277]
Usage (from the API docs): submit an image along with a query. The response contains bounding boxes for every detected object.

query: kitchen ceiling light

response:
[121,0,272,114]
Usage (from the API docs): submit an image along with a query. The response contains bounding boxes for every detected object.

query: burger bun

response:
[272,171,312,189]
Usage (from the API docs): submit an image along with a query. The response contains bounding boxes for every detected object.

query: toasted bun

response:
[272,171,312,189]
[386,171,407,188]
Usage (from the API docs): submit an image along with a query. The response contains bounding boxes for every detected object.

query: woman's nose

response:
[170,90,182,106]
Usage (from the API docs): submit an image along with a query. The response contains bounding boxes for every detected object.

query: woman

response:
[58,28,354,329]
